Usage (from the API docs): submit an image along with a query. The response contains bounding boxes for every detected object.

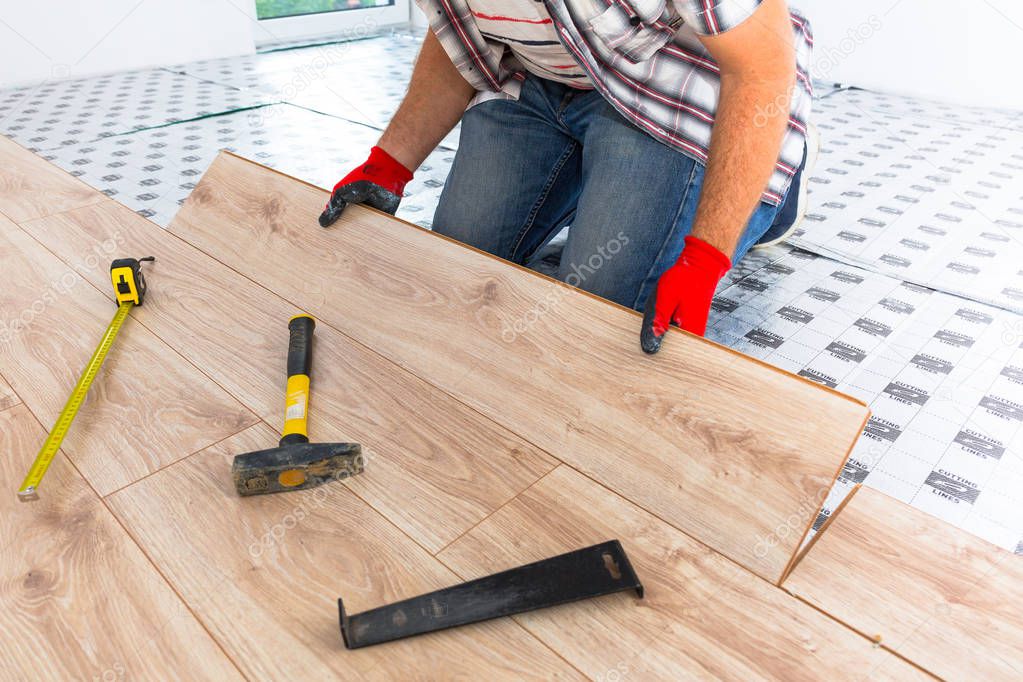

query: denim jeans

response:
[432,75,793,311]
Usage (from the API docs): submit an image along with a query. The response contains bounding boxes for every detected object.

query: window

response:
[256,1,396,21]
[254,0,410,46]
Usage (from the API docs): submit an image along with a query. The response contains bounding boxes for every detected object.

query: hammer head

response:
[232,441,363,496]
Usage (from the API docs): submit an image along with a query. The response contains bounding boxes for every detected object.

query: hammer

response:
[232,315,363,496]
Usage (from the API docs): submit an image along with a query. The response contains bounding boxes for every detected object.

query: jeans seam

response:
[629,161,701,310]
[510,140,578,261]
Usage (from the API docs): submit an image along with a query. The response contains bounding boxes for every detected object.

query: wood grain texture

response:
[437,466,930,681]
[0,135,105,223]
[20,198,558,553]
[0,373,18,412]
[168,152,870,583]
[107,423,582,680]
[0,403,243,681]
[0,213,257,496]
[785,485,1023,680]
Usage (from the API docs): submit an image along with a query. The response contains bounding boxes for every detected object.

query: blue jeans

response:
[432,75,789,311]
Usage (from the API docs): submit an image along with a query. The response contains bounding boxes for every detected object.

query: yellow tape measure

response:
[17,256,154,502]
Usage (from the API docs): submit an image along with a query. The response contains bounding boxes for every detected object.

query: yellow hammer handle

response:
[280,315,315,445]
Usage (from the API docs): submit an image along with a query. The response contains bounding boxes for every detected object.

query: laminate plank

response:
[0,403,244,681]
[168,152,870,583]
[19,199,558,552]
[785,485,1023,680]
[0,135,105,222]
[0,373,19,412]
[0,213,257,496]
[437,466,930,681]
[106,423,583,680]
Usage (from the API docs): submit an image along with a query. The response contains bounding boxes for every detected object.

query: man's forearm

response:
[378,31,477,171]
[689,73,794,259]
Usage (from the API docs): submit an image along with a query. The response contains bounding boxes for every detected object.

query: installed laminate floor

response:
[0,133,886,679]
[785,485,1023,680]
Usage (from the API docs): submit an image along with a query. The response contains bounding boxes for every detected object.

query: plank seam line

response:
[309,422,582,674]
[523,463,936,677]
[98,491,252,680]
[431,466,562,558]
[781,588,941,680]
[337,460,469,561]
[0,400,24,416]
[12,193,107,225]
[10,215,266,443]
[0,367,23,415]
[191,415,575,672]
[428,475,589,679]
[779,406,872,585]
[240,400,467,560]
[782,483,863,582]
[10,398,251,680]
[552,458,944,668]
[101,421,261,499]
[0,136,108,216]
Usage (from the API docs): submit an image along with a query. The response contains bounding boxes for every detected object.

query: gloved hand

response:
[318,146,413,227]
[640,235,731,353]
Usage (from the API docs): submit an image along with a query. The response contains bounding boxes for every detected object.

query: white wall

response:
[0,0,256,89]
[410,0,428,30]
[796,0,1023,110]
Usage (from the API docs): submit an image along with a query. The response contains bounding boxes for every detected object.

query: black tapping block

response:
[339,540,643,649]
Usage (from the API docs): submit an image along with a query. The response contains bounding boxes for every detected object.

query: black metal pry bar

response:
[338,540,643,649]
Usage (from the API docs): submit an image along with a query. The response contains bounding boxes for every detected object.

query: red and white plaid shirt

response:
[415,0,813,205]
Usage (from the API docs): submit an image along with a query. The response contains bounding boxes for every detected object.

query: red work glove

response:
[640,235,731,353]
[318,146,413,227]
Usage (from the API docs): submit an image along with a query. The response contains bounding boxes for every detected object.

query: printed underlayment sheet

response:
[791,89,1023,314]
[840,86,1023,133]
[43,104,455,229]
[708,246,1023,553]
[0,68,275,152]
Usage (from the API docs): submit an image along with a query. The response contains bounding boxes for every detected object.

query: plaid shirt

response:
[416,0,813,205]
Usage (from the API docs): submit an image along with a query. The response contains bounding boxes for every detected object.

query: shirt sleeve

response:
[672,0,764,36]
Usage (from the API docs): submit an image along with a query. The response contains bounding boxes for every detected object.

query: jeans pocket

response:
[587,1,678,64]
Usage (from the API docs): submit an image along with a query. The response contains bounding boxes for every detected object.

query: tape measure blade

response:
[16,303,133,499]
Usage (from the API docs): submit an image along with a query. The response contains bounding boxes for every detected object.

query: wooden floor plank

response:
[0,135,105,223]
[0,213,257,496]
[106,423,583,680]
[0,403,244,681]
[19,198,558,553]
[166,152,870,583]
[0,373,19,412]
[437,466,929,681]
[784,485,1023,680]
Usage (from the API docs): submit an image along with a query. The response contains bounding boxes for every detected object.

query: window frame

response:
[253,1,411,47]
